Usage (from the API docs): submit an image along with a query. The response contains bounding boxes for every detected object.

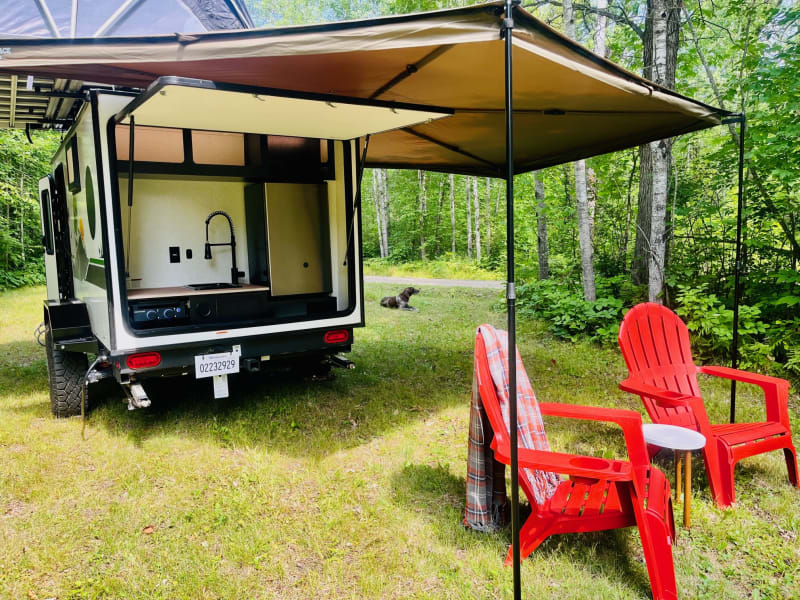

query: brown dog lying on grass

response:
[380,287,420,311]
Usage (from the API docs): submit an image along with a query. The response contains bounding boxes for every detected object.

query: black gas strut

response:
[343,134,370,267]
[125,114,135,276]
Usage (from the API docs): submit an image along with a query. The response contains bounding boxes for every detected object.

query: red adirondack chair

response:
[474,326,678,600]
[618,302,799,508]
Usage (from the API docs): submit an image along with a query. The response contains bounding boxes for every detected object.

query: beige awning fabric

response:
[0,2,726,176]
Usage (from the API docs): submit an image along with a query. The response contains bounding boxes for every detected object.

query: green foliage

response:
[0,129,60,289]
[675,285,800,379]
[517,277,625,345]
[0,259,46,290]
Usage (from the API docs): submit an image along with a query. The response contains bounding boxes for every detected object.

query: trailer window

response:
[268,135,320,163]
[85,166,97,239]
[66,138,81,192]
[116,125,184,163]
[191,131,245,166]
[40,189,54,255]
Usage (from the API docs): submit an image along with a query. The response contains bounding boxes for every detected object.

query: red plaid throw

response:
[464,325,560,531]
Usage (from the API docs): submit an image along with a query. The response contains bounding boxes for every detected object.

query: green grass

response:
[363,257,501,281]
[1,285,799,599]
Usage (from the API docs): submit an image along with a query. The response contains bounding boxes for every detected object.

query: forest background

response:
[0,0,798,379]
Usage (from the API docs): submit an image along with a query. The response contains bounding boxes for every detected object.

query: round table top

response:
[642,423,707,451]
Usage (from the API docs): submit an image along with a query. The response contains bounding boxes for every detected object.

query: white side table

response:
[642,424,706,528]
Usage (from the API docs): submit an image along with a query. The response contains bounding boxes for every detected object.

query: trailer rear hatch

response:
[113,76,454,138]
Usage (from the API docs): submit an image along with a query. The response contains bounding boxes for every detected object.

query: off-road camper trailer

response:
[38,77,451,415]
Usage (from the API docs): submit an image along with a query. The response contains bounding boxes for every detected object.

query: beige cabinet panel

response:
[265,183,330,296]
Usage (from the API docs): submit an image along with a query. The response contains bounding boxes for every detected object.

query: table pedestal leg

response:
[684,451,692,529]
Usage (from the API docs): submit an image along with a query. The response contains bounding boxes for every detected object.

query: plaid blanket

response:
[464,325,560,532]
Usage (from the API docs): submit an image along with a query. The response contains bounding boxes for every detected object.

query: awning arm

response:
[401,127,501,173]
[370,45,454,99]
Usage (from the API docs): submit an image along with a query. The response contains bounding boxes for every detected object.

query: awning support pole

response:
[502,2,521,599]
[726,113,746,424]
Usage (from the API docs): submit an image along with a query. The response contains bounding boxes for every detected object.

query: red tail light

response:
[324,329,349,344]
[126,352,162,369]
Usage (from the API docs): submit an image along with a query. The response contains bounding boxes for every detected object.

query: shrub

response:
[0,260,45,290]
[675,284,800,379]
[516,277,624,345]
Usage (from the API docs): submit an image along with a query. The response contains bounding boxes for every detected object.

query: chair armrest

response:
[538,402,650,470]
[697,365,789,388]
[492,445,633,482]
[698,365,791,425]
[618,379,701,409]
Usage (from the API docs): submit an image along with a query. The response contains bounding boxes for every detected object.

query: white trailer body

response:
[38,77,451,415]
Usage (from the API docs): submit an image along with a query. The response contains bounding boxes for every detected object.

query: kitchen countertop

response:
[127,284,269,300]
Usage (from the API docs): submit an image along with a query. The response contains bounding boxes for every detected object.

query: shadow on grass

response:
[391,462,655,599]
[81,335,474,455]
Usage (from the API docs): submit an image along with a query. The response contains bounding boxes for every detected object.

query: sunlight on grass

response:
[363,257,501,281]
[0,284,798,598]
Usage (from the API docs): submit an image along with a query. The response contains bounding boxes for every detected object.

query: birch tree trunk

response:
[380,169,390,257]
[450,174,456,254]
[595,0,608,58]
[534,171,549,279]
[466,177,473,259]
[371,171,385,258]
[632,0,681,297]
[647,0,679,302]
[19,174,25,264]
[434,175,445,256]
[574,160,596,300]
[473,176,481,261]
[418,170,427,260]
[485,177,491,258]
[563,0,596,301]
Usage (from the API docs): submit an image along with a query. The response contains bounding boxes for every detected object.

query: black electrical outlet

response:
[169,246,180,263]
[186,248,193,259]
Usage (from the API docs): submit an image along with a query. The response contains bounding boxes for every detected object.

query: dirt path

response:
[364,275,503,290]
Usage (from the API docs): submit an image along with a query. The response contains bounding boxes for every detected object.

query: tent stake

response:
[727,113,746,424]
[502,1,521,599]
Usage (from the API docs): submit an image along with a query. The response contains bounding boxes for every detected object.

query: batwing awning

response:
[0,2,727,175]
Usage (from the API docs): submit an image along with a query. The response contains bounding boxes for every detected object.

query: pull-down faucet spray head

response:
[203,210,241,285]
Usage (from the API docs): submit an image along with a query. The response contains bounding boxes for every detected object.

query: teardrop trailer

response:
[38,77,452,415]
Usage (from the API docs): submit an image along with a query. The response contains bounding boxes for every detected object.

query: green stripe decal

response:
[89,258,105,266]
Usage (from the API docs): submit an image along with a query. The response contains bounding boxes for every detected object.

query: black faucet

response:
[204,210,244,285]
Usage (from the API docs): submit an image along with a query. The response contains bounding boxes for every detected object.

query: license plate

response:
[195,346,240,379]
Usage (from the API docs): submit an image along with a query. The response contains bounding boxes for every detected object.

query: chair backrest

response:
[474,325,560,507]
[618,303,706,430]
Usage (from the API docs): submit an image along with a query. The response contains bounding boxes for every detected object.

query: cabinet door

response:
[266,183,331,296]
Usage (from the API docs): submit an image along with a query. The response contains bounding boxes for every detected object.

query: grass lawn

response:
[363,257,501,281]
[1,284,798,599]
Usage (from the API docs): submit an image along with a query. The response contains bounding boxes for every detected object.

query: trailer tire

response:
[45,325,88,418]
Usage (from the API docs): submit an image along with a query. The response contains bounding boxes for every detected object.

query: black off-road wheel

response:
[44,325,88,418]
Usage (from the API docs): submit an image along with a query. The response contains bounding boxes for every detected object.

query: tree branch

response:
[524,1,645,39]
[682,4,800,257]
